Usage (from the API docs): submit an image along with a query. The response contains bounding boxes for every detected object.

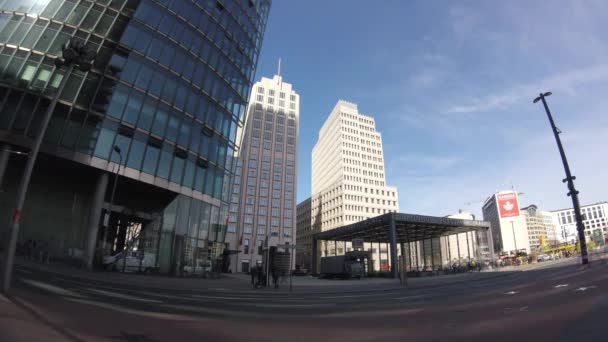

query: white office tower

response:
[225,74,299,273]
[482,191,531,255]
[310,100,399,261]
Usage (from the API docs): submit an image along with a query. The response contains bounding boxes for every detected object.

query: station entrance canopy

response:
[312,212,491,277]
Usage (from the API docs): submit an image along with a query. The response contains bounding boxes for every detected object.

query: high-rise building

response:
[295,196,313,270]
[520,204,558,251]
[302,100,399,270]
[225,74,299,273]
[0,0,271,274]
[482,191,530,255]
[551,202,608,245]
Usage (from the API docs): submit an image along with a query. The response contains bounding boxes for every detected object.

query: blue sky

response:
[253,0,608,218]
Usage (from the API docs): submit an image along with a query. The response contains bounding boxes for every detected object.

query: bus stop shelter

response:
[312,212,491,278]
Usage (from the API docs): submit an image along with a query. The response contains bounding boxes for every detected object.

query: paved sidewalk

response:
[0,293,70,341]
[15,258,516,294]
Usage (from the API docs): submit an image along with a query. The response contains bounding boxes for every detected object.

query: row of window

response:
[257,86,296,100]
[118,22,247,122]
[140,0,257,86]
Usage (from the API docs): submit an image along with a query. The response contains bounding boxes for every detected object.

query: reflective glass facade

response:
[0,0,271,274]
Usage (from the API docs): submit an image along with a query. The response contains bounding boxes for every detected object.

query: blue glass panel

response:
[157,148,172,179]
[194,165,206,193]
[127,137,145,170]
[112,134,131,164]
[137,97,156,132]
[93,127,115,159]
[178,119,191,147]
[142,143,160,175]
[165,114,179,142]
[123,90,143,125]
[121,57,141,84]
[151,103,168,137]
[170,154,184,184]
[183,159,195,188]
[107,84,129,119]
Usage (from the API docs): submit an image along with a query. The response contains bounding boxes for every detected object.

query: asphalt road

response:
[9,258,608,342]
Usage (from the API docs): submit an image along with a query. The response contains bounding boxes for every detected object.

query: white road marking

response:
[554,284,569,288]
[15,268,33,274]
[253,303,333,308]
[65,298,203,321]
[85,288,163,303]
[189,294,266,301]
[21,279,85,298]
[504,306,528,314]
[574,286,597,292]
[504,291,519,295]
[320,293,391,299]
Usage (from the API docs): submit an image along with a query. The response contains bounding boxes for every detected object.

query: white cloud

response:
[444,64,608,114]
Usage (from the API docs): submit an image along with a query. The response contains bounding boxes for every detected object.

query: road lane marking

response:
[320,292,392,299]
[504,306,529,314]
[554,284,569,288]
[15,268,33,274]
[65,298,203,321]
[85,288,163,303]
[21,279,85,298]
[574,286,597,292]
[189,294,264,301]
[504,291,519,295]
[251,303,334,308]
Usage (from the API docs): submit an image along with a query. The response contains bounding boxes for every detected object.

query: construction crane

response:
[464,192,525,207]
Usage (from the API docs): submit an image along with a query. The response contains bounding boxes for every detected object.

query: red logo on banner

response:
[497,192,520,218]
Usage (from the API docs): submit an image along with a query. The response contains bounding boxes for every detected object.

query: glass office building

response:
[0,0,271,275]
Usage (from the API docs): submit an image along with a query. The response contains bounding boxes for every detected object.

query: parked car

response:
[103,251,158,274]
[182,260,213,276]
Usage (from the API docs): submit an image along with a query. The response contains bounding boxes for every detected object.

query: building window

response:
[227,223,237,233]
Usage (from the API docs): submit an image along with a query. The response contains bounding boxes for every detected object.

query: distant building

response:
[441,211,491,263]
[307,100,400,271]
[551,202,608,245]
[482,191,531,255]
[295,197,314,270]
[520,205,558,251]
[224,74,300,273]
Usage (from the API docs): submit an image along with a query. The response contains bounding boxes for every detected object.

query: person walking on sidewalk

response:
[251,266,258,287]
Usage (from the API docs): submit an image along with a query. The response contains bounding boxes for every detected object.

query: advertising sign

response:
[497,192,520,218]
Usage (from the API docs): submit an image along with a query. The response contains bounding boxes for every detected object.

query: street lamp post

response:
[533,92,589,265]
[102,146,123,256]
[1,40,96,293]
[510,221,518,253]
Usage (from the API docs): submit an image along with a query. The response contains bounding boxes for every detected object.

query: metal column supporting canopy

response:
[311,212,491,277]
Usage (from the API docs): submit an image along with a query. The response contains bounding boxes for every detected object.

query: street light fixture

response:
[102,145,123,256]
[533,92,589,265]
[1,40,96,294]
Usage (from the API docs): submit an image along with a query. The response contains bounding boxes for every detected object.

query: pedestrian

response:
[251,266,257,287]
[272,267,279,289]
[256,265,264,287]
